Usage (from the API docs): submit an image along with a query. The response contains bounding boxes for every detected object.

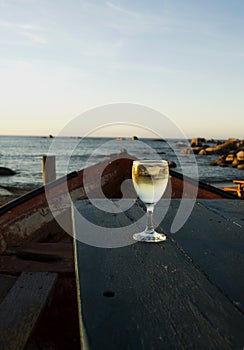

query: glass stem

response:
[145,204,155,234]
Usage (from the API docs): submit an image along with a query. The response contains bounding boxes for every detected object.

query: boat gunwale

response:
[0,160,240,218]
[0,171,78,216]
[169,168,240,200]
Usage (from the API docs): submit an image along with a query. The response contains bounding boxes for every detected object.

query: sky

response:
[0,0,243,138]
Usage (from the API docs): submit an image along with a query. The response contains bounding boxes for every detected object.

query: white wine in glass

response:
[132,160,169,242]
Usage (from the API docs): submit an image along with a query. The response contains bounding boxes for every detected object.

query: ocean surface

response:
[0,135,243,190]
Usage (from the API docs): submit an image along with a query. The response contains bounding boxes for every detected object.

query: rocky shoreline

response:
[180,138,244,170]
[1,137,243,207]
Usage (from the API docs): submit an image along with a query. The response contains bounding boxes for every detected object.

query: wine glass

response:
[132,160,169,242]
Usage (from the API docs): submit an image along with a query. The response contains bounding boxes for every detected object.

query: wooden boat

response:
[0,151,239,253]
[0,151,240,349]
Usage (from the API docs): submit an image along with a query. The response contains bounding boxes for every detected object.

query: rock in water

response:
[190,137,205,147]
[232,158,240,167]
[237,151,244,161]
[174,141,187,148]
[225,154,235,163]
[0,167,16,176]
[168,161,177,168]
[199,149,207,155]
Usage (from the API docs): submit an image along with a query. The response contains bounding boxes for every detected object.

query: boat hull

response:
[0,152,238,253]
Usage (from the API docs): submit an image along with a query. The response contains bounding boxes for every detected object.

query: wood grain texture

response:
[160,199,244,312]
[0,272,58,350]
[0,274,17,303]
[0,242,74,275]
[197,199,244,227]
[73,199,244,350]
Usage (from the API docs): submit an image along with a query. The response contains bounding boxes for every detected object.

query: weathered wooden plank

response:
[42,155,56,185]
[73,199,244,350]
[159,199,244,312]
[72,199,142,248]
[0,242,74,275]
[0,275,17,303]
[198,199,244,227]
[0,272,58,350]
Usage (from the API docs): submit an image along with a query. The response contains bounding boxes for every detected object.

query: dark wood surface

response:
[161,200,244,313]
[0,272,58,350]
[0,242,74,275]
[73,199,244,350]
[0,274,17,303]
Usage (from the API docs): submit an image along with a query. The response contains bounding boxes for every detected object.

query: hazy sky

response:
[0,0,243,138]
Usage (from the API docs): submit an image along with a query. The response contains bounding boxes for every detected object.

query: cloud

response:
[0,20,47,46]
[106,1,136,16]
[21,31,47,44]
[105,1,170,35]
[79,1,170,36]
[0,20,33,29]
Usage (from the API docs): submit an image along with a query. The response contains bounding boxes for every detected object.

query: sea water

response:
[0,135,243,190]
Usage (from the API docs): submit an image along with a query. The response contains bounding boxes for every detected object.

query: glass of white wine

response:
[132,160,169,242]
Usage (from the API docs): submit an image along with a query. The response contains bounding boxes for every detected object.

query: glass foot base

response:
[133,231,166,243]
